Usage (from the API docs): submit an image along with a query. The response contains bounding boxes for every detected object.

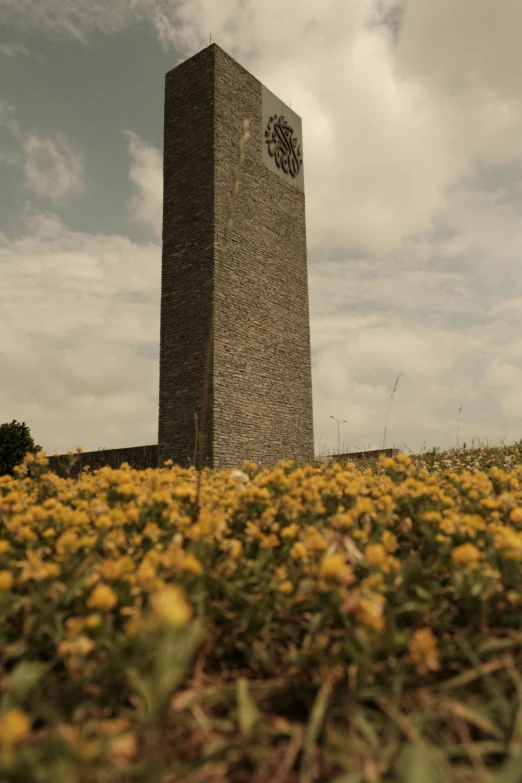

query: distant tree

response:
[0,419,42,478]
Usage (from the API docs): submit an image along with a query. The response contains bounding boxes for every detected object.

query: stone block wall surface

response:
[315,448,400,464]
[22,445,400,483]
[45,445,159,481]
[158,43,315,472]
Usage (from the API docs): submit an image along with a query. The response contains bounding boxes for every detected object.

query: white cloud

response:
[21,133,85,203]
[0,41,45,60]
[395,0,522,104]
[129,0,522,256]
[2,0,521,251]
[0,99,22,138]
[0,204,161,455]
[0,41,29,57]
[0,102,86,203]
[0,0,136,45]
[123,130,163,238]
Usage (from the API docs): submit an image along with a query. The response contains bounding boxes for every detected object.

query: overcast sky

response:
[1,0,522,463]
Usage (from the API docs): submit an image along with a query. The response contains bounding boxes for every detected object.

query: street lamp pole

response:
[329,416,347,458]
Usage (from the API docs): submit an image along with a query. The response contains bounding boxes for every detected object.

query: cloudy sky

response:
[1,0,522,464]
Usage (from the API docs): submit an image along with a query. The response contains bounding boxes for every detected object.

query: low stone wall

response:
[316,448,400,464]
[44,445,161,481]
[41,445,401,482]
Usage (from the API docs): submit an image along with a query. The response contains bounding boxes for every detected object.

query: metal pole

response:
[330,416,347,457]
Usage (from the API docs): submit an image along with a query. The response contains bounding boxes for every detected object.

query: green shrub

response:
[0,419,42,478]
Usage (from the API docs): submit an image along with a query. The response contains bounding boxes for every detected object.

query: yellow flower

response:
[182,553,203,576]
[363,573,384,591]
[106,732,137,765]
[301,527,329,552]
[143,522,161,541]
[420,511,443,524]
[406,627,440,675]
[260,533,279,549]
[289,541,308,561]
[364,544,388,569]
[381,531,398,553]
[137,561,156,588]
[100,556,134,581]
[95,515,113,530]
[87,584,118,611]
[98,718,130,736]
[280,523,300,539]
[452,543,482,567]
[278,580,294,593]
[79,534,97,549]
[58,635,95,658]
[354,497,375,517]
[65,617,86,636]
[510,508,522,525]
[148,585,192,629]
[0,571,13,590]
[85,613,102,629]
[319,553,346,580]
[245,521,262,541]
[42,563,60,579]
[439,515,457,536]
[0,540,10,554]
[457,514,486,538]
[227,539,243,559]
[124,617,140,637]
[0,709,31,745]
[332,511,354,529]
[55,530,80,555]
[356,594,386,632]
[18,526,37,542]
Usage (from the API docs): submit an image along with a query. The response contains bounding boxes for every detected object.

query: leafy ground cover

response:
[1,438,522,782]
[3,118,522,782]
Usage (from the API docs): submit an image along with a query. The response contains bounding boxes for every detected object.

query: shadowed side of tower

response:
[158,43,314,472]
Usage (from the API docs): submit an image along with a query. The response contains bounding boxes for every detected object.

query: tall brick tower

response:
[158,43,314,471]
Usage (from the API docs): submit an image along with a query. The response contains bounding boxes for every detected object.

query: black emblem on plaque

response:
[264,114,303,178]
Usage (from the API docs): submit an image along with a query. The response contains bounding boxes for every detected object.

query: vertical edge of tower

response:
[211,46,315,469]
[158,45,217,472]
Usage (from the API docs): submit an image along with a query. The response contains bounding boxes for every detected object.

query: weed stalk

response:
[382,372,402,450]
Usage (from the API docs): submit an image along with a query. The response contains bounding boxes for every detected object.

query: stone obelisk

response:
[158,43,314,471]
